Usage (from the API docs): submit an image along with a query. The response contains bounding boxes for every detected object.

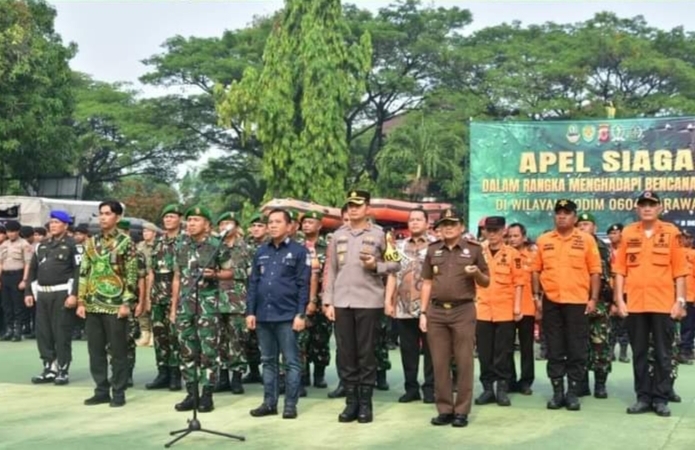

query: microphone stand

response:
[165,233,245,447]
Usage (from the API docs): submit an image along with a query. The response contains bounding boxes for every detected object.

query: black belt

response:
[431,299,473,309]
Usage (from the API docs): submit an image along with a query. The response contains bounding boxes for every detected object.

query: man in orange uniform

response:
[677,231,695,361]
[507,223,536,395]
[613,191,688,417]
[532,199,601,412]
[474,217,525,407]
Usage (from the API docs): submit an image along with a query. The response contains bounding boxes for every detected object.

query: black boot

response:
[31,361,56,384]
[475,383,496,405]
[145,367,170,390]
[0,327,12,341]
[214,369,230,393]
[547,378,565,410]
[338,385,359,423]
[11,322,22,342]
[54,363,70,385]
[375,370,389,391]
[230,371,244,395]
[357,385,374,423]
[565,380,581,411]
[175,383,197,412]
[301,362,311,387]
[242,364,262,384]
[496,381,511,407]
[328,382,346,399]
[619,345,630,363]
[278,373,286,395]
[313,365,327,388]
[594,371,608,399]
[577,372,591,397]
[169,367,182,391]
[127,367,134,388]
[198,386,214,413]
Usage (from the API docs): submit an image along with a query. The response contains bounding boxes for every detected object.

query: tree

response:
[217,0,371,205]
[73,74,206,198]
[0,0,76,193]
[109,177,179,222]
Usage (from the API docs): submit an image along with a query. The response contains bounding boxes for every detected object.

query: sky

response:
[47,1,690,173]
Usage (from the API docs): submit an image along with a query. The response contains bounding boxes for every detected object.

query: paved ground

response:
[0,340,692,450]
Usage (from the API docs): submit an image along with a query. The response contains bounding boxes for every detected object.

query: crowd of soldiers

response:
[3,188,694,425]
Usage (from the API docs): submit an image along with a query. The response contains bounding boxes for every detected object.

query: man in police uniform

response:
[0,220,34,341]
[25,211,81,385]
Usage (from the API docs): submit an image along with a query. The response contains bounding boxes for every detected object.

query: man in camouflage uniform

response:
[299,211,331,388]
[136,222,158,347]
[116,219,141,387]
[242,212,267,384]
[215,211,249,395]
[577,213,612,399]
[145,204,184,391]
[171,206,233,413]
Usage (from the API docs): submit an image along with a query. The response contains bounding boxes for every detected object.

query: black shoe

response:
[357,385,374,424]
[431,414,454,426]
[313,365,327,388]
[653,403,671,417]
[496,381,511,407]
[214,369,230,393]
[474,387,496,406]
[145,367,170,390]
[175,383,197,412]
[338,385,359,423]
[110,395,126,407]
[230,371,245,395]
[282,407,298,419]
[422,389,435,404]
[594,371,608,399]
[250,404,278,417]
[398,391,421,403]
[242,365,262,384]
[626,401,651,414]
[0,330,12,341]
[31,363,56,384]
[577,373,591,397]
[169,367,182,391]
[547,378,565,410]
[676,354,693,365]
[84,394,111,406]
[328,383,346,399]
[518,385,533,395]
[375,370,389,391]
[54,369,70,386]
[618,346,630,363]
[198,386,214,413]
[669,391,682,403]
[451,414,468,428]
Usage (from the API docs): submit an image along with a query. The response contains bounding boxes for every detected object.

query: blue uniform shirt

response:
[247,237,310,322]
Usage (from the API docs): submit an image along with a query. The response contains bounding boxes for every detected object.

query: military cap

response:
[4,220,20,232]
[216,211,240,226]
[637,190,660,204]
[185,205,213,222]
[74,224,89,235]
[577,212,596,224]
[301,210,324,222]
[249,212,267,225]
[606,223,623,234]
[434,208,461,227]
[117,219,131,231]
[554,199,578,213]
[50,210,73,225]
[484,216,506,230]
[286,209,300,222]
[346,190,371,205]
[142,222,158,232]
[20,226,33,238]
[161,203,184,217]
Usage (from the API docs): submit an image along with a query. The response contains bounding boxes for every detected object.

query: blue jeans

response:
[256,321,301,409]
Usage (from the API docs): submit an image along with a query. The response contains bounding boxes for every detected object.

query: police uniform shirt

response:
[26,235,80,296]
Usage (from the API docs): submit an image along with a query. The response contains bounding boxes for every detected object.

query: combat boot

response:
[230,371,244,395]
[475,383,496,405]
[565,380,581,411]
[1,327,13,341]
[547,378,565,410]
[496,380,511,407]
[577,372,591,397]
[198,386,214,413]
[328,382,346,399]
[301,362,311,387]
[11,322,22,342]
[313,365,327,388]
[375,370,389,391]
[242,364,262,384]
[594,370,608,399]
[169,367,182,391]
[31,361,57,384]
[357,385,374,424]
[126,367,134,387]
[174,383,197,412]
[278,373,286,395]
[338,385,359,423]
[214,369,231,393]
[145,367,170,390]
[618,345,630,363]
[54,363,70,386]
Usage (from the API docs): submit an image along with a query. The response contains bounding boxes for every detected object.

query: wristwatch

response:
[677,297,687,309]
[297,313,307,320]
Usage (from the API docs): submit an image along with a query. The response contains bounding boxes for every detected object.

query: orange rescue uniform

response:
[518,247,536,316]
[477,245,525,322]
[684,248,695,302]
[613,220,688,313]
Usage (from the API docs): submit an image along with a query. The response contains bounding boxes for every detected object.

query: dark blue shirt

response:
[247,237,310,322]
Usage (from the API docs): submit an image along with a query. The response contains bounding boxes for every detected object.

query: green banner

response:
[469,118,695,238]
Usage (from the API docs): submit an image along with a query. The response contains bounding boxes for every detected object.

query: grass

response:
[0,340,692,450]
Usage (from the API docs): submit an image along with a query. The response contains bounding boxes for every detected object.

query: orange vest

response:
[518,246,536,316]
[477,244,525,322]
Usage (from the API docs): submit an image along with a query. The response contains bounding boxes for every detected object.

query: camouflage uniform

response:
[648,320,679,386]
[376,314,392,372]
[150,234,182,370]
[587,237,612,374]
[243,238,264,370]
[299,235,332,369]
[125,248,147,374]
[218,237,250,374]
[175,233,232,388]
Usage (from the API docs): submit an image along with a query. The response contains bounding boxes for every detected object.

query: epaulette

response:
[428,240,442,246]
[465,238,481,246]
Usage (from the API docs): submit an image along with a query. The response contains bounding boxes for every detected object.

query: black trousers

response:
[86,312,129,396]
[511,315,535,388]
[36,290,75,367]
[397,318,434,394]
[476,320,515,385]
[334,307,381,386]
[543,299,588,382]
[626,312,673,405]
[1,270,25,329]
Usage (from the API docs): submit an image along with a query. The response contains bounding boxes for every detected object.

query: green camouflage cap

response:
[185,205,212,222]
[577,212,596,224]
[249,212,267,225]
[117,219,131,231]
[216,211,240,226]
[301,210,324,222]
[287,209,300,222]
[161,203,184,217]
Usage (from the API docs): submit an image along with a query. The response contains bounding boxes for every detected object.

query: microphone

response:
[219,224,235,238]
